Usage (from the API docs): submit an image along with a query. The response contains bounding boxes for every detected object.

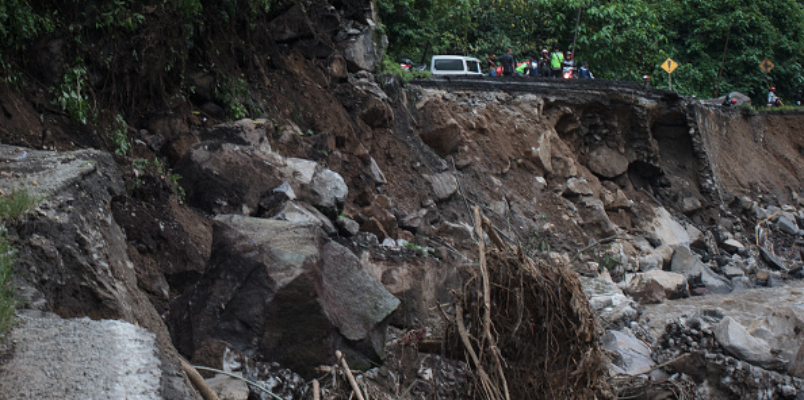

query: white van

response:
[430,55,483,76]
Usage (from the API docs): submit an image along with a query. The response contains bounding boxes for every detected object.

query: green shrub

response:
[214,76,250,120]
[0,189,38,221]
[108,114,130,156]
[380,56,431,82]
[54,63,92,124]
[168,173,186,202]
[0,229,16,337]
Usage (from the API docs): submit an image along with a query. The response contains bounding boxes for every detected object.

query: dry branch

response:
[449,213,610,399]
[336,350,365,400]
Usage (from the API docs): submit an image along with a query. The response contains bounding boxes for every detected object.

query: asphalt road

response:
[0,310,162,400]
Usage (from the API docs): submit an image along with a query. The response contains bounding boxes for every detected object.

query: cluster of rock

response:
[409,85,804,396]
[580,195,804,397]
[167,120,405,378]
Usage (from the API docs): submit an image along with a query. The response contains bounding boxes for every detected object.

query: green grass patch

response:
[0,189,40,338]
[0,189,39,220]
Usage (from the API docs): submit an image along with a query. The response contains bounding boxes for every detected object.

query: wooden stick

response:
[315,365,361,375]
[179,358,220,400]
[473,206,491,353]
[482,215,508,250]
[456,303,499,400]
[312,379,320,400]
[336,350,365,400]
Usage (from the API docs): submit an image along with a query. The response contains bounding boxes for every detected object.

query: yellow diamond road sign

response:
[760,58,775,73]
[661,58,678,74]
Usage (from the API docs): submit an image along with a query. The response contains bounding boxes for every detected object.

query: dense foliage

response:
[378,0,804,100]
[0,0,298,115]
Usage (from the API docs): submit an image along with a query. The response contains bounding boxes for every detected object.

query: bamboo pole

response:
[336,350,365,400]
[312,379,320,400]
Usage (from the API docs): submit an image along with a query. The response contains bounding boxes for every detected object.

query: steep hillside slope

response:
[3,1,804,399]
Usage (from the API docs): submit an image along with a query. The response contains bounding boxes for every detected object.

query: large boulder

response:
[585,146,629,178]
[340,28,387,72]
[426,172,458,202]
[670,246,733,294]
[524,131,552,173]
[747,307,804,368]
[176,216,399,377]
[720,238,746,254]
[174,142,284,215]
[266,4,314,42]
[627,270,688,304]
[575,196,618,238]
[713,317,784,370]
[268,201,337,235]
[580,275,638,327]
[199,119,273,151]
[777,215,800,235]
[358,195,398,240]
[359,97,394,129]
[420,118,462,156]
[647,207,691,247]
[601,329,655,375]
[206,375,249,400]
[176,128,348,216]
[308,168,348,211]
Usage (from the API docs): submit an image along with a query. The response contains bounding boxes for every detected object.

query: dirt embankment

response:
[693,106,804,202]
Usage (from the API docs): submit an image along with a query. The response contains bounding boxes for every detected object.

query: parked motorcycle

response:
[561,60,576,79]
[399,58,426,72]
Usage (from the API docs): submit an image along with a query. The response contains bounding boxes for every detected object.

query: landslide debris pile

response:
[4,1,804,398]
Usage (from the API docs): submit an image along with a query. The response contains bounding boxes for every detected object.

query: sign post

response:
[661,58,679,91]
[760,58,775,74]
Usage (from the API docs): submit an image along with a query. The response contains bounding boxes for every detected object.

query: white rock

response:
[720,239,745,254]
[368,157,387,184]
[649,207,691,247]
[565,177,593,196]
[309,169,348,209]
[206,374,249,400]
[534,176,547,191]
[601,329,655,375]
[628,269,688,300]
[427,172,458,201]
[283,157,318,185]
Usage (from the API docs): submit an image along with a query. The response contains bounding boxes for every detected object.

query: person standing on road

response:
[550,47,564,78]
[529,55,540,77]
[486,54,498,77]
[540,49,551,77]
[562,51,576,78]
[578,61,594,79]
[501,48,516,77]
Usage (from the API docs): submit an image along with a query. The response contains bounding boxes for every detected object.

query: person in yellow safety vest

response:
[550,47,564,78]
[515,61,528,76]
